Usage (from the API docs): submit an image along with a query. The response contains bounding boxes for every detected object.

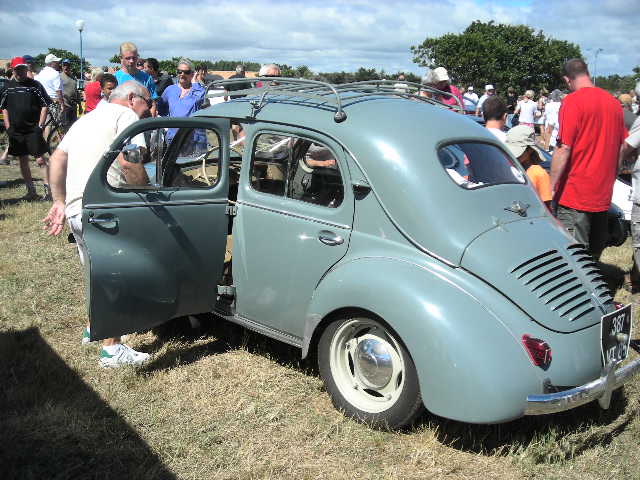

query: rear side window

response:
[250,133,344,208]
[439,142,525,189]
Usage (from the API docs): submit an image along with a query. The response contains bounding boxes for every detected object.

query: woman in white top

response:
[514,90,538,128]
[544,89,562,151]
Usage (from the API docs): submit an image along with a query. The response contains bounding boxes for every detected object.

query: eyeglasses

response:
[133,94,153,108]
[123,55,138,61]
[177,69,193,75]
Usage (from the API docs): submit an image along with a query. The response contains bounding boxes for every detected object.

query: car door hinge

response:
[226,204,237,216]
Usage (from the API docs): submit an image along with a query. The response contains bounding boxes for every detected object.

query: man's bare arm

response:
[42,148,68,236]
[619,142,637,172]
[39,106,48,127]
[550,144,571,193]
[117,152,149,186]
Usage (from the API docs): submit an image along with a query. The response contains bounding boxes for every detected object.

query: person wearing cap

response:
[227,64,250,99]
[475,84,495,116]
[60,59,82,131]
[551,58,625,261]
[34,53,64,110]
[424,67,463,111]
[0,57,52,200]
[462,85,478,114]
[506,125,551,208]
[22,55,36,79]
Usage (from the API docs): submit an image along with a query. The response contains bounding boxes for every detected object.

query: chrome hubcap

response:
[355,337,393,389]
[329,318,406,413]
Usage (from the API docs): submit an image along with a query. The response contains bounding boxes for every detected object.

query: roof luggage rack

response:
[205,78,463,123]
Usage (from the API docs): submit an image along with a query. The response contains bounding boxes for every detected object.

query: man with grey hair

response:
[43,80,152,368]
[258,63,280,77]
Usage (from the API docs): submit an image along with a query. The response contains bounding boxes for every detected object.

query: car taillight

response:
[522,334,552,368]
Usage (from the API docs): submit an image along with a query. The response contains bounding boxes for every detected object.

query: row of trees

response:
[411,20,584,92]
[29,21,640,94]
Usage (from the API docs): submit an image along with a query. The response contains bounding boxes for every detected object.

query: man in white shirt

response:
[482,95,508,143]
[462,86,478,114]
[34,53,64,110]
[475,84,496,116]
[43,81,152,368]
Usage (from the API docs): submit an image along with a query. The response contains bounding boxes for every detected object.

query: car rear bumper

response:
[524,355,640,415]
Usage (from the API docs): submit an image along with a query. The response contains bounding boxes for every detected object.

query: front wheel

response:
[318,315,425,429]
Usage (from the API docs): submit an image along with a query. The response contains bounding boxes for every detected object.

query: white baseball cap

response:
[45,53,62,63]
[485,84,495,91]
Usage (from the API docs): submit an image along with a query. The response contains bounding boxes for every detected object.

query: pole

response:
[593,48,602,86]
[79,30,84,88]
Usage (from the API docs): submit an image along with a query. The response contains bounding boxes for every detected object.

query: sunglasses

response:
[134,94,153,108]
[123,56,138,61]
[137,62,144,67]
[177,69,193,75]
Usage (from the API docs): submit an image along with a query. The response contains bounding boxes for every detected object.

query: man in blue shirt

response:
[114,42,157,114]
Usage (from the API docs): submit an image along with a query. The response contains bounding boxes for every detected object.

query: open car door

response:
[82,117,230,340]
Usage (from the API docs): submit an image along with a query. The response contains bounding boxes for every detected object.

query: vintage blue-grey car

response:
[83,79,639,428]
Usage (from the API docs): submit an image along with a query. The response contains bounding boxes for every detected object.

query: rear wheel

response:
[318,315,425,429]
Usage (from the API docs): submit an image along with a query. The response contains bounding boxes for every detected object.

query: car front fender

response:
[303,256,548,423]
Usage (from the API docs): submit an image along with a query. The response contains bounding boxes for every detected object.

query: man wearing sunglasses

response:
[114,42,158,115]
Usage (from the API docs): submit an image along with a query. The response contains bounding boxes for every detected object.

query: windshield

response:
[439,142,525,189]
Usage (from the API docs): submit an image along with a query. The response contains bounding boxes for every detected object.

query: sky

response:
[1,0,638,79]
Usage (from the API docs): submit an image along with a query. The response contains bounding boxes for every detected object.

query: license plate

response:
[601,304,632,365]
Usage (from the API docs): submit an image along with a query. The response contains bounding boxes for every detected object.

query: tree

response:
[411,20,582,93]
[35,48,89,77]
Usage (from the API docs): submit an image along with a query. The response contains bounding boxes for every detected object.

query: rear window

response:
[439,142,525,189]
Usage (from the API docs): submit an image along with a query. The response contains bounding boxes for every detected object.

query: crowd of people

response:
[1,43,637,367]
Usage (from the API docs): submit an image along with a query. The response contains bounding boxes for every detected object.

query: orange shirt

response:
[526,164,552,203]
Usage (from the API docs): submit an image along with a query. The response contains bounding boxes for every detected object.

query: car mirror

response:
[122,144,142,164]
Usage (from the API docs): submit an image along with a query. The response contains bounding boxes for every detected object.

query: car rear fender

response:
[303,256,550,423]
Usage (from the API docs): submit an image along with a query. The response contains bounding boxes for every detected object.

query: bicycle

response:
[42,103,65,154]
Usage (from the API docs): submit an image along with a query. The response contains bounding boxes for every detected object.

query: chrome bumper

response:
[525,356,640,415]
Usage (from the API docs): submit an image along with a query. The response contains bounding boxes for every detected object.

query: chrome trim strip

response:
[525,356,640,415]
[213,308,303,348]
[237,200,351,230]
[85,199,228,209]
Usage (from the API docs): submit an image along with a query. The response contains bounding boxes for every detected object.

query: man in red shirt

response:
[550,58,625,260]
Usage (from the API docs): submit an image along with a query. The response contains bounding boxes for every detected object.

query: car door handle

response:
[318,230,344,246]
[88,216,118,225]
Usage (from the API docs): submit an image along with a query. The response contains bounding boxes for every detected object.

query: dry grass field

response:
[1,161,639,480]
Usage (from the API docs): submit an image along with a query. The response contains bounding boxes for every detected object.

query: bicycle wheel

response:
[47,124,64,154]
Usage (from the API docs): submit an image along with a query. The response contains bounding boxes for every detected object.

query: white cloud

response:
[0,0,637,77]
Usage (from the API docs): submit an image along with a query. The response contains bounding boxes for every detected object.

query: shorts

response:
[61,105,78,130]
[68,214,87,266]
[555,205,608,259]
[8,127,48,157]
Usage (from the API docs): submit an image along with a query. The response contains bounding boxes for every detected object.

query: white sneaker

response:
[99,344,150,368]
[81,327,92,345]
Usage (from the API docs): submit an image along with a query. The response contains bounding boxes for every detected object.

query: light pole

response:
[75,19,85,88]
[593,48,603,86]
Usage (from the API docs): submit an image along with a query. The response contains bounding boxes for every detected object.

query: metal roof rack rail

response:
[205,78,463,123]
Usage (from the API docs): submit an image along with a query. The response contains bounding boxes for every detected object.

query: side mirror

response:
[122,143,142,164]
